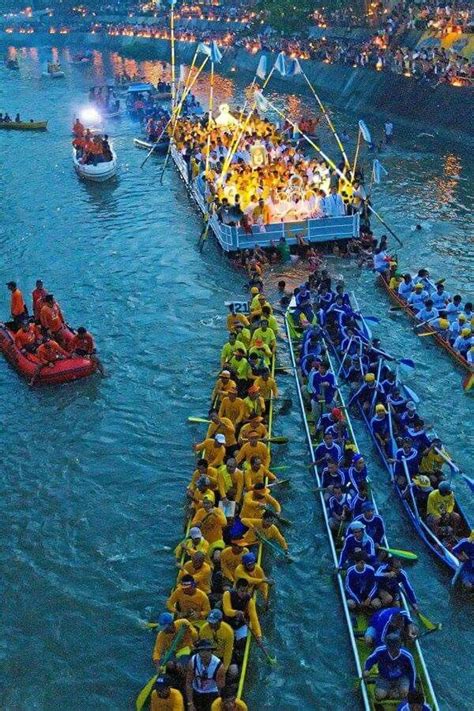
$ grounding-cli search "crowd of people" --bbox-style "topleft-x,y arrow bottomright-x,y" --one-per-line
286,268 -> 473,594
373,258 -> 474,365
72,119 -> 114,164
146,292 -> 287,711
173,113 -> 362,232
5,280 -> 99,384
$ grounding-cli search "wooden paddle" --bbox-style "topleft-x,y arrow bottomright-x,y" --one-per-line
378,546 -> 418,561
247,625 -> 277,665
255,529 -> 292,561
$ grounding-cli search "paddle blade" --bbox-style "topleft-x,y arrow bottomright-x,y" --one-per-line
379,546 -> 418,561
187,417 -> 210,423
463,372 -> 474,392
136,675 -> 157,711
363,316 -> 380,324
402,383 -> 420,404
416,610 -> 440,633
269,436 -> 289,444
399,358 -> 415,370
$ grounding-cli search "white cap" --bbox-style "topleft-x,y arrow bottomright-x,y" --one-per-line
189,527 -> 202,538
215,434 -> 226,444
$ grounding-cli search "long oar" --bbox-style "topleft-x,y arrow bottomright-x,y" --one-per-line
266,435 -> 289,445
188,416 -> 211,424
263,507 -> 291,526
255,529 -> 292,561
136,624 -> 187,710
377,546 -> 418,561
354,674 -> 378,690
415,609 -> 441,633
418,331 -> 438,338
267,479 -> 290,489
247,625 -> 277,665
461,474 -> 474,493
367,203 -> 404,247
337,336 -> 353,378
451,561 -> 465,587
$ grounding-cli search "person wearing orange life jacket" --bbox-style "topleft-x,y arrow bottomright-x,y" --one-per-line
7,281 -> 28,327
30,336 -> 69,386
14,320 -> 41,354
193,434 -> 227,468
40,294 -> 65,340
70,326 -> 104,375
32,279 -> 47,322
236,430 -> 270,468
72,117 -> 85,138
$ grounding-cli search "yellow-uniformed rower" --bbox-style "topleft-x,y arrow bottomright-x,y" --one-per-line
240,483 -> 281,519
242,384 -> 266,420
178,552 -> 212,594
211,687 -> 248,710
152,613 -> 198,669
251,318 -> 276,353
218,387 -> 246,427
220,332 -> 247,366
212,370 -> 237,402
191,497 -> 227,544
216,458 -> 244,505
254,367 -> 278,401
174,526 -> 210,561
238,415 -> 267,444
199,608 -> 235,674
222,578 -> 262,643
242,510 -> 288,551
234,551 -> 273,604
150,674 -> 185,711
236,430 -> 270,468
243,456 -> 277,490
166,574 -> 211,620
220,538 -> 249,583
194,434 -> 227,468
206,411 -> 237,450
188,459 -> 218,495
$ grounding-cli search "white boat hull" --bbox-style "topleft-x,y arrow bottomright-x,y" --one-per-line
42,71 -> 65,79
72,148 -> 117,182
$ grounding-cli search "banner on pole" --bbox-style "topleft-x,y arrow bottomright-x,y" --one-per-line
211,41 -> 223,64
255,91 -> 270,113
274,52 -> 287,76
287,58 -> 302,76
372,159 -> 388,184
197,43 -> 212,58
358,120 -> 372,144
256,55 -> 267,80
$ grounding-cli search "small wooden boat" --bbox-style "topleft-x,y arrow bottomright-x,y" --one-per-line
69,52 -> 92,65
133,136 -> 169,154
72,145 -> 117,182
6,59 -> 19,70
285,300 -> 440,711
379,273 -> 472,374
0,324 -> 97,385
0,120 -> 48,131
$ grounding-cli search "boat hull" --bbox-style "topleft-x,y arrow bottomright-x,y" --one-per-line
379,274 -> 472,374
42,71 -> 65,79
133,137 -> 169,154
73,148 -> 117,182
0,325 -> 96,385
0,121 -> 48,131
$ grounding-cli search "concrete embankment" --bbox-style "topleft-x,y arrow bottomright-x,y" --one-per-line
2,31 -> 473,145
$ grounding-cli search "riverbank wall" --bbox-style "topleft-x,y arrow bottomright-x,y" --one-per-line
3,31 -> 473,145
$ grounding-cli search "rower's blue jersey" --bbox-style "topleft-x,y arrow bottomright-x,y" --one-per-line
397,702 -> 431,711
347,463 -> 368,493
339,532 -> 376,567
394,447 -> 419,476
349,493 -> 370,517
370,414 -> 390,437
364,645 -> 417,690
328,493 -> 350,518
375,563 -> 417,605
314,441 -> 341,464
321,466 -> 347,489
452,538 -> 474,572
354,512 -> 385,545
308,370 -> 336,399
368,607 -> 412,646
345,563 -> 377,603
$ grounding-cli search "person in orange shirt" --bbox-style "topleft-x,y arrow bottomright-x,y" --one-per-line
72,117 -> 85,138
151,675 -> 184,711
40,294 -> 65,339
70,327 -> 95,356
30,337 -> 69,385
32,279 -> 47,322
14,320 -> 41,353
234,552 -> 273,605
7,281 -> 27,326
218,388 -> 246,429
188,459 -> 218,495
152,614 -> 198,669
220,539 -> 249,583
243,456 -> 277,490
238,415 -> 267,444
211,370 -> 237,404
240,483 -> 281,519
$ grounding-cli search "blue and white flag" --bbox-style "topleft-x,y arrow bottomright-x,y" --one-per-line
287,58 -> 302,77
255,91 -> 270,113
197,43 -> 212,58
211,40 -> 223,64
372,159 -> 388,184
256,55 -> 267,80
358,119 -> 372,144
274,52 -> 287,77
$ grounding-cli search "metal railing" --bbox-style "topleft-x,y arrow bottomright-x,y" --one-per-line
171,147 -> 359,252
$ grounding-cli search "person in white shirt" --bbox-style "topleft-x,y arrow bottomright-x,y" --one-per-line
407,284 -> 428,312
384,121 -> 394,143
373,248 -> 389,274
315,189 -> 327,217
398,274 -> 413,299
446,295 -> 462,323
325,186 -> 346,217
417,300 -> 439,323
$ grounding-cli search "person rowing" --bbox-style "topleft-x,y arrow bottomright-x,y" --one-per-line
29,336 -> 70,385
243,456 -> 276,490
178,552 -> 212,594
375,557 -> 418,609
14,319 -> 41,354
222,577 -> 262,649
175,526 -> 210,562
220,332 -> 246,367
191,497 -> 227,547
452,530 -> 474,590
308,360 -> 337,415
370,403 -> 392,454
426,481 -> 461,540
363,633 -> 417,701
240,483 -> 281,520
194,435 -> 227,468
211,687 -> 248,711
313,430 -> 342,467
327,482 -> 350,533
354,500 -> 386,547
70,326 -> 104,374
348,372 -> 384,412
407,283 -> 429,313
364,607 -> 418,648
234,551 -> 273,608
152,612 -> 198,671
396,689 -> 433,711
150,674 -> 185,711
206,411 -> 237,454
216,458 -> 244,507
166,574 -> 211,621
235,430 -> 270,469
345,551 -> 381,612
199,608 -> 236,681
338,520 -> 376,569
218,387 -> 245,429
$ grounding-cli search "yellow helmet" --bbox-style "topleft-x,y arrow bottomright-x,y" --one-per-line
364,373 -> 375,383
461,328 -> 471,337
438,319 -> 449,329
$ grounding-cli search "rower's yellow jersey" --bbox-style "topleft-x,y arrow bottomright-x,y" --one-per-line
199,620 -> 235,670
151,688 -> 184,711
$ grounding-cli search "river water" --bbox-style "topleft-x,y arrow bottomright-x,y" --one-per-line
0,45 -> 472,711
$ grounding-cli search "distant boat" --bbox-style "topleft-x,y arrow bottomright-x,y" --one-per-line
73,142 -> 117,182
42,63 -> 65,79
0,120 -> 48,131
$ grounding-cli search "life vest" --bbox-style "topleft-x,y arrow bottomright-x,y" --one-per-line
191,654 -> 222,694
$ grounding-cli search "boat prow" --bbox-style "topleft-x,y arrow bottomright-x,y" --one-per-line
133,137 -> 169,154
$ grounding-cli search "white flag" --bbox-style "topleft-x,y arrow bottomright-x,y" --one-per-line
372,159 -> 388,184
197,43 -> 212,58
256,55 -> 267,80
